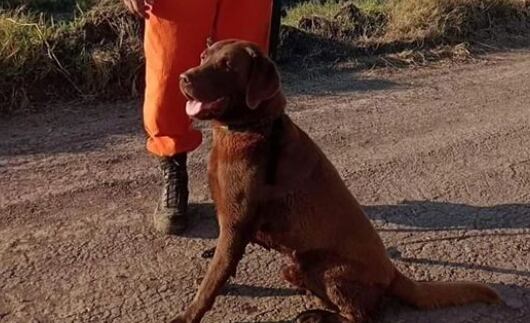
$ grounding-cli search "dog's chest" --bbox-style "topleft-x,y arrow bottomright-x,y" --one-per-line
253,226 -> 292,254
251,195 -> 298,254
208,131 -> 265,187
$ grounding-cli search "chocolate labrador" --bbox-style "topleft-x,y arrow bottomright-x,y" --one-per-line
172,40 -> 501,323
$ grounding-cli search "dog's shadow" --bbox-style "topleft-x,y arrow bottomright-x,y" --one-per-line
182,202 -> 219,240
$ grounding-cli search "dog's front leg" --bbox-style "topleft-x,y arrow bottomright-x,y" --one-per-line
170,222 -> 250,323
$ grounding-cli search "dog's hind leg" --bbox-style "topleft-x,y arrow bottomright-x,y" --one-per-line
323,274 -> 384,323
281,263 -> 306,290
289,251 -> 384,322
293,270 -> 383,323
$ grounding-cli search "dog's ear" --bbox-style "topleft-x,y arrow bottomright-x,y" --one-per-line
245,47 -> 280,109
206,36 -> 214,48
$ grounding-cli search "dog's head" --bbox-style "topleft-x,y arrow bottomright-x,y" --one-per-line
180,40 -> 282,122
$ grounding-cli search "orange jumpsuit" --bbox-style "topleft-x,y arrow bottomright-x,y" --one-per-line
143,0 -> 273,156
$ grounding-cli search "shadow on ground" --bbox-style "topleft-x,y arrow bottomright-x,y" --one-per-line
365,200 -> 530,231
232,284 -> 529,323
186,200 -> 530,238
390,250 -> 530,278
183,203 -> 218,240
0,102 -> 144,157
185,200 -> 530,284
368,200 -> 530,278
0,72 -> 400,157
222,283 -> 301,298
375,283 -> 529,323
233,283 -> 530,323
282,72 -> 400,97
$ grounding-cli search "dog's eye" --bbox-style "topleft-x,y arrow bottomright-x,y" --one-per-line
200,52 -> 208,63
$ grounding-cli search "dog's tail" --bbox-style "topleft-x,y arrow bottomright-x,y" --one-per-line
388,269 -> 502,309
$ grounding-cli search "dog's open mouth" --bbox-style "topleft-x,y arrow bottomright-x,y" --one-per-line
186,98 -> 227,118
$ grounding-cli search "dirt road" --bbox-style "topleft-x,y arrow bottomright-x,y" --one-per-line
1,51 -> 530,323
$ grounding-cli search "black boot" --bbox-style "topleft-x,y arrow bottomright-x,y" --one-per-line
153,153 -> 189,234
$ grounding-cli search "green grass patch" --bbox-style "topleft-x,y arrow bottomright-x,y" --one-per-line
284,0 -> 387,26
386,0 -> 530,42
284,1 -> 345,26
283,0 -> 529,54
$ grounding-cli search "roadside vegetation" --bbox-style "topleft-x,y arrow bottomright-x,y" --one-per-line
1,0 -> 529,114
1,0 -> 142,114
280,0 -> 530,65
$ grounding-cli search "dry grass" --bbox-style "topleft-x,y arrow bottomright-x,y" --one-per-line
287,0 -> 529,41
386,0 -> 529,42
284,0 -> 386,26
1,0 -> 530,114
0,0 -> 142,114
280,0 -> 530,68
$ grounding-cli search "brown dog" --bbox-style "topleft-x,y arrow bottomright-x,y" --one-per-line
172,40 -> 501,323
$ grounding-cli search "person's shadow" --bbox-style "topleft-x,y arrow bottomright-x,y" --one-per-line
187,199 -> 530,239
365,200 -> 530,231
183,202 -> 219,240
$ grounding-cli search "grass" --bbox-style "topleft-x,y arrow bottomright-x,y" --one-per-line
284,0 -> 387,26
2,0 -> 94,13
0,0 -> 143,114
285,0 -> 529,41
280,0 -> 529,66
386,0 -> 529,42
1,0 -> 529,114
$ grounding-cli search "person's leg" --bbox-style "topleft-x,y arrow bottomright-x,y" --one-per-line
269,0 -> 282,60
144,0 -> 216,234
215,0 -> 273,53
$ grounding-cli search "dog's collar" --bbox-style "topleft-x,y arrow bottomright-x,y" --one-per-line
217,114 -> 284,133
215,114 -> 285,186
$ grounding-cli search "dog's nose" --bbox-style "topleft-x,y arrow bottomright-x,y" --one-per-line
179,73 -> 191,84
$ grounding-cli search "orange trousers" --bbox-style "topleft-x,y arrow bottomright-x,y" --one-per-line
143,0 -> 273,156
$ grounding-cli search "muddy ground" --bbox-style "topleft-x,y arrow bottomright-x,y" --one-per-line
1,51 -> 530,322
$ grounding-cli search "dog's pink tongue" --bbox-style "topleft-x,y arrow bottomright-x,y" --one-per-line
186,100 -> 204,117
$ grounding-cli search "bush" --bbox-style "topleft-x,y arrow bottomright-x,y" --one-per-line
280,0 -> 529,65
286,0 -> 529,42
387,0 -> 530,42
0,0 -> 143,114
2,0 -> 94,14
284,0 -> 386,27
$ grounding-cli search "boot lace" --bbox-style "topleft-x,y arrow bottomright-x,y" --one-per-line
161,158 -> 188,210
